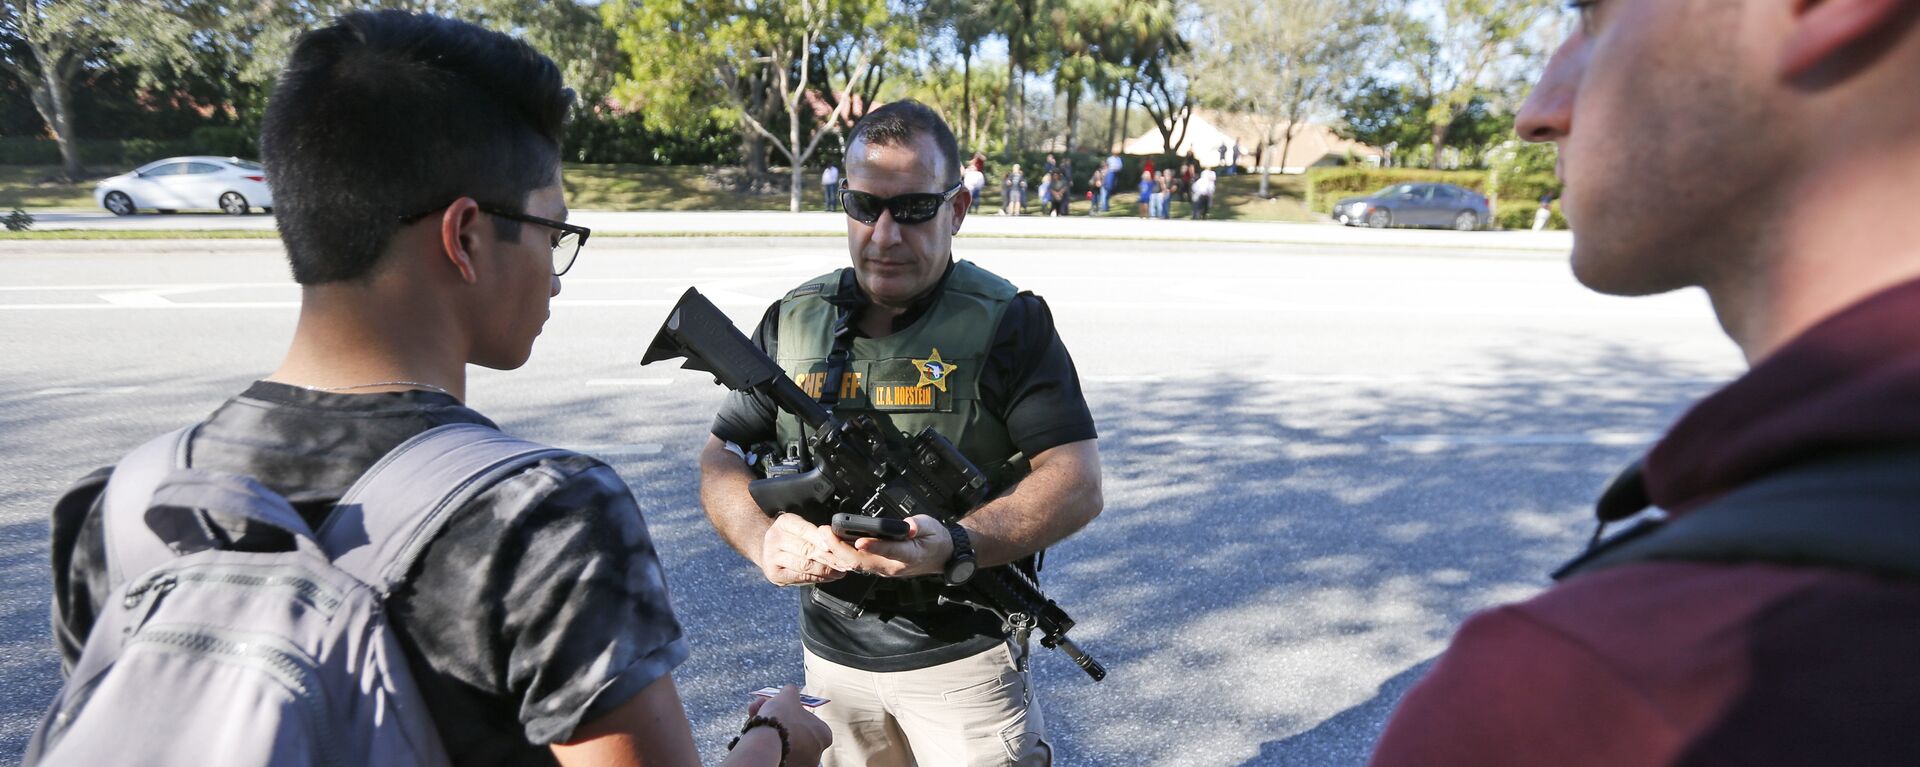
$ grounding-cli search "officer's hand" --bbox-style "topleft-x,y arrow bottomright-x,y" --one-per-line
743,685 -> 832,767
811,514 -> 953,579
759,513 -> 846,586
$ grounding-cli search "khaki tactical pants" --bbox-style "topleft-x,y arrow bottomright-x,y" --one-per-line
804,640 -> 1050,767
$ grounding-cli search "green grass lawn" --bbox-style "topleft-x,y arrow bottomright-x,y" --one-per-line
2,162 -> 1324,223
0,166 -> 98,211
562,164 -> 809,211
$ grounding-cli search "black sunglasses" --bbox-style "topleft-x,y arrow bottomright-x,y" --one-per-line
398,202 -> 591,277
839,181 -> 965,226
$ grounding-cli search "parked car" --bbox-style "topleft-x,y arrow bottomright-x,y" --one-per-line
93,157 -> 273,216
1332,183 -> 1490,231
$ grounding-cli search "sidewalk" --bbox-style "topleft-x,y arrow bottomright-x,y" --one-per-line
25,209 -> 1575,252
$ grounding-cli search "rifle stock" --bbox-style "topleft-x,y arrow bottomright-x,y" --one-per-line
642,288 -> 830,427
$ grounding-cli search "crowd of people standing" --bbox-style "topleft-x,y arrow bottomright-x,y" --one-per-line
822,149 -> 1224,220
817,148 -> 1221,221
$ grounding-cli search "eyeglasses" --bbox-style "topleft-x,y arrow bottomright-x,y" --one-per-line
398,203 -> 590,277
839,181 -> 965,226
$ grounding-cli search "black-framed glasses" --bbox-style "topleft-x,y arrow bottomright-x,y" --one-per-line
398,203 -> 590,277
839,181 -> 965,226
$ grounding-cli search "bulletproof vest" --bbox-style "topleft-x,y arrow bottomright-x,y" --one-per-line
774,261 -> 1023,482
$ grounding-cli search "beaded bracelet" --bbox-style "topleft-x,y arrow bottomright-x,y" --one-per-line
727,715 -> 790,765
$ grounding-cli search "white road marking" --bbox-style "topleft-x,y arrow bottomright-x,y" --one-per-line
1062,301 -> 1706,319
0,301 -> 302,310
30,386 -> 144,396
1382,432 -> 1658,449
0,282 -> 287,292
1169,434 -> 1284,448
585,379 -> 673,387
1087,373 -> 1730,386
0,277 -> 724,292
98,291 -> 177,307
0,297 -> 1705,319
1254,373 -> 1730,386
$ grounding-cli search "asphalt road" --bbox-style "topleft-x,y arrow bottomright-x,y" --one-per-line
0,234 -> 1741,765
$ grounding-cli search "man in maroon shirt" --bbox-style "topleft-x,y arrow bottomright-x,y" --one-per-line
1371,2 -> 1920,765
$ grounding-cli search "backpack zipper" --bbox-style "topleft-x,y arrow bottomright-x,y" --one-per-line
124,566 -> 344,615
129,626 -> 342,767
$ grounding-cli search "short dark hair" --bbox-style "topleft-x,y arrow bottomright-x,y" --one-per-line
260,11 -> 573,284
845,100 -> 961,188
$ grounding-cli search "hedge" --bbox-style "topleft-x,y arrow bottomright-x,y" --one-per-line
1495,200 -> 1568,231
0,136 -> 219,168
1497,173 -> 1560,208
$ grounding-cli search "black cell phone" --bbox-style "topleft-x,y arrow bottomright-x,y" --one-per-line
831,513 -> 912,541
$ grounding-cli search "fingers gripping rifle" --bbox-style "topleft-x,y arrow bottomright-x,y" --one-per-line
643,288 -> 1106,681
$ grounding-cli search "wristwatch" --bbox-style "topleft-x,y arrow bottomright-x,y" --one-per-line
942,522 -> 978,586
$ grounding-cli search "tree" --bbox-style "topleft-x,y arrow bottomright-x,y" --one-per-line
921,0 -> 996,148
608,0 -> 896,210
1333,78 -> 1431,160
993,0 -> 1047,159
477,0 -> 627,105
1190,0 -> 1380,196
1010,0 -> 1182,155
1394,0 -> 1557,166
0,0 -> 201,179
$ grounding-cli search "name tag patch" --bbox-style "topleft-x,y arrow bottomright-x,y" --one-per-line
872,385 -> 935,408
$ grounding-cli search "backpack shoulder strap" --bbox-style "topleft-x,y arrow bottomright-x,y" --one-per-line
317,423 -> 570,594
100,426 -> 197,590
1557,447 -> 1920,581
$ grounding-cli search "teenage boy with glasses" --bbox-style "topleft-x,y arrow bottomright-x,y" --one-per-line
699,99 -> 1104,767
46,11 -> 828,767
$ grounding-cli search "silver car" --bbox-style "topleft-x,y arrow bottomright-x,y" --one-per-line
94,157 -> 274,216
1333,183 -> 1491,231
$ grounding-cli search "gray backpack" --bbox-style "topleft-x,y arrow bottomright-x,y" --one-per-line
28,423 -> 567,767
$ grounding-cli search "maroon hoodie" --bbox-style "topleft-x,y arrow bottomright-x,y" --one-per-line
1370,277 -> 1920,766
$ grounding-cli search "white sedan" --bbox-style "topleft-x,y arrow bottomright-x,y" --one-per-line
93,156 -> 274,216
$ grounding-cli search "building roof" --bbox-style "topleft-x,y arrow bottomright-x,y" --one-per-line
1121,109 -> 1383,168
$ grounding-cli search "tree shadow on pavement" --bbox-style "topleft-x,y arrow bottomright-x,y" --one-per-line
0,338 -> 1732,766
1234,660 -> 1437,767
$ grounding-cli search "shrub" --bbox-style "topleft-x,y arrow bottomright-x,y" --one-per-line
1304,167 -> 1490,213
117,138 -> 194,166
1493,172 -> 1561,208
4,208 -> 33,231
189,125 -> 257,158
564,110 -> 735,166
1495,200 -> 1568,231
0,137 -> 63,165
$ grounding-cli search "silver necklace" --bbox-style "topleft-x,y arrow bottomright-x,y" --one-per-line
303,380 -> 453,396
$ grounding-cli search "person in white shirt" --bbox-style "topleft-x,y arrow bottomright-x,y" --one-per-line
821,165 -> 840,212
962,164 -> 986,214
1191,169 -> 1217,220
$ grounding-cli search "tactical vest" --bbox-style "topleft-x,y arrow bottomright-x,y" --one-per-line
774,261 -> 1025,482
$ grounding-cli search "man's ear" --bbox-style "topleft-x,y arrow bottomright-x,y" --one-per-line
439,197 -> 483,284
950,187 -> 970,234
1780,0 -> 1912,78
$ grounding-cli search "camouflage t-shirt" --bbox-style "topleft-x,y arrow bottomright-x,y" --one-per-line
51,382 -> 689,766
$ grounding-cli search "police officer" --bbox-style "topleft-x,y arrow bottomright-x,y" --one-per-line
699,100 -> 1103,767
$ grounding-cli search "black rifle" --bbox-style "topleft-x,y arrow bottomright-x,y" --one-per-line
643,287 -> 1106,681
